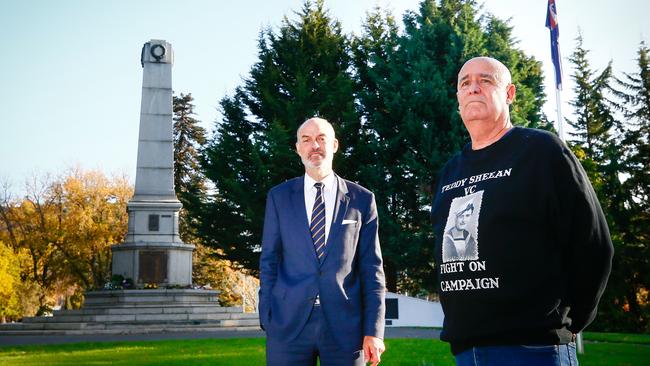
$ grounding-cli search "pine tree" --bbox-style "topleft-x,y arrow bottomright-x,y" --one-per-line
172,93 -> 256,308
566,34 -> 617,162
351,7 -> 403,292
615,42 -> 650,219
563,35 -> 650,332
352,0 -> 547,293
200,90 -> 266,268
606,42 -> 650,332
172,93 -> 207,244
198,0 -> 548,295
199,0 -> 360,271
565,35 -> 625,239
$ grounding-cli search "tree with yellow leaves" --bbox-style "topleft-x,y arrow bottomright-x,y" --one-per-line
0,169 -> 132,317
0,240 -> 21,322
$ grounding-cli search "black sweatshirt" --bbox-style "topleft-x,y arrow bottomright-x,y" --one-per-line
430,127 -> 613,355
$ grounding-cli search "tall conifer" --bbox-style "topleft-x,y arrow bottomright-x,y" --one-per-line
172,93 -> 207,243
607,42 -> 650,332
353,0 -> 547,293
199,0 -> 359,270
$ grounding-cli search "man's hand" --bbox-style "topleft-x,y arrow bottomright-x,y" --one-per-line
363,336 -> 385,366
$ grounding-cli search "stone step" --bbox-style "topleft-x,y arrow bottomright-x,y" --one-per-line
72,304 -> 239,311
100,318 -> 260,329
0,325 -> 262,336
44,306 -> 245,318
23,312 -> 258,323
0,322 -> 87,331
83,289 -> 221,308
81,302 -> 230,307
1,318 -> 260,332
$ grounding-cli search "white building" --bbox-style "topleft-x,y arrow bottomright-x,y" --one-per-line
385,292 -> 444,327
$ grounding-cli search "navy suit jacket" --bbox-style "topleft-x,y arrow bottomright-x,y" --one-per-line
259,175 -> 385,351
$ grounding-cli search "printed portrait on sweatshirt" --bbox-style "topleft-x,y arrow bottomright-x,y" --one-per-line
442,191 -> 483,262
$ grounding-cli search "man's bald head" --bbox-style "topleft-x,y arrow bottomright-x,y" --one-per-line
296,117 -> 336,142
455,56 -> 517,149
458,57 -> 512,89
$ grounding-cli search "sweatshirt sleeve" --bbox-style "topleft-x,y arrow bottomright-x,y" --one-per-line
550,139 -> 614,333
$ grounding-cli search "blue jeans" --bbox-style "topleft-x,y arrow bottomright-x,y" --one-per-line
455,343 -> 579,366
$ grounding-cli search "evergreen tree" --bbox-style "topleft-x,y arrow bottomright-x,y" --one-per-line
565,35 -> 624,252
566,34 -> 617,162
351,7 -> 405,292
352,0 -> 547,293
615,42 -> 650,219
199,0 -> 359,271
198,0 -> 548,295
564,35 -> 650,332
172,93 -> 207,243
607,42 -> 650,332
173,93 -> 259,308
200,90 -> 265,268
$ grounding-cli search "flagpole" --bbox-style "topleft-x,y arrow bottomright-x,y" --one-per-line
555,87 -> 564,141
547,0 -> 565,142
547,0 -> 583,355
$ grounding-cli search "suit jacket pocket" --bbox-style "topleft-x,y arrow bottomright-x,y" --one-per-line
340,217 -> 361,249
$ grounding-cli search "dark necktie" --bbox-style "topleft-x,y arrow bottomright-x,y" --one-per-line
310,182 -> 326,261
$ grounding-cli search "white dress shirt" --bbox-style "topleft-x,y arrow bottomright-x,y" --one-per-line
304,173 -> 337,244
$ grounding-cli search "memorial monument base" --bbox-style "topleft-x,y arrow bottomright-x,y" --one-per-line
0,289 -> 260,335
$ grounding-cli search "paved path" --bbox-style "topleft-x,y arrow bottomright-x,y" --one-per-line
0,327 -> 440,347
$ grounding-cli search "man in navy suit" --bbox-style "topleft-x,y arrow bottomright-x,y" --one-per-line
259,117 -> 386,366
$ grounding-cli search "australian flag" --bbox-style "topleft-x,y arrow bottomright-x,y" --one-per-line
546,0 -> 562,90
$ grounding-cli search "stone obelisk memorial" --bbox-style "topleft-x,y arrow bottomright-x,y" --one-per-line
111,39 -> 194,285
0,40 -> 259,335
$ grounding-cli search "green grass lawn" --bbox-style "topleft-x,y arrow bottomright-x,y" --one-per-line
0,333 -> 648,365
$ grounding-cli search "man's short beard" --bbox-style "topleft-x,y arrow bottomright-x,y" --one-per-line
301,156 -> 330,171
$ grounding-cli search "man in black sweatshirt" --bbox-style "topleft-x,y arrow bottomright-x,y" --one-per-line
430,56 -> 613,366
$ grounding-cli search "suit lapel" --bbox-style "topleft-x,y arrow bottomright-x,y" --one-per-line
319,175 -> 349,266
291,176 -> 319,264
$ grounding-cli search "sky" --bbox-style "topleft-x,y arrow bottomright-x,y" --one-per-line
1,0 -> 649,193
